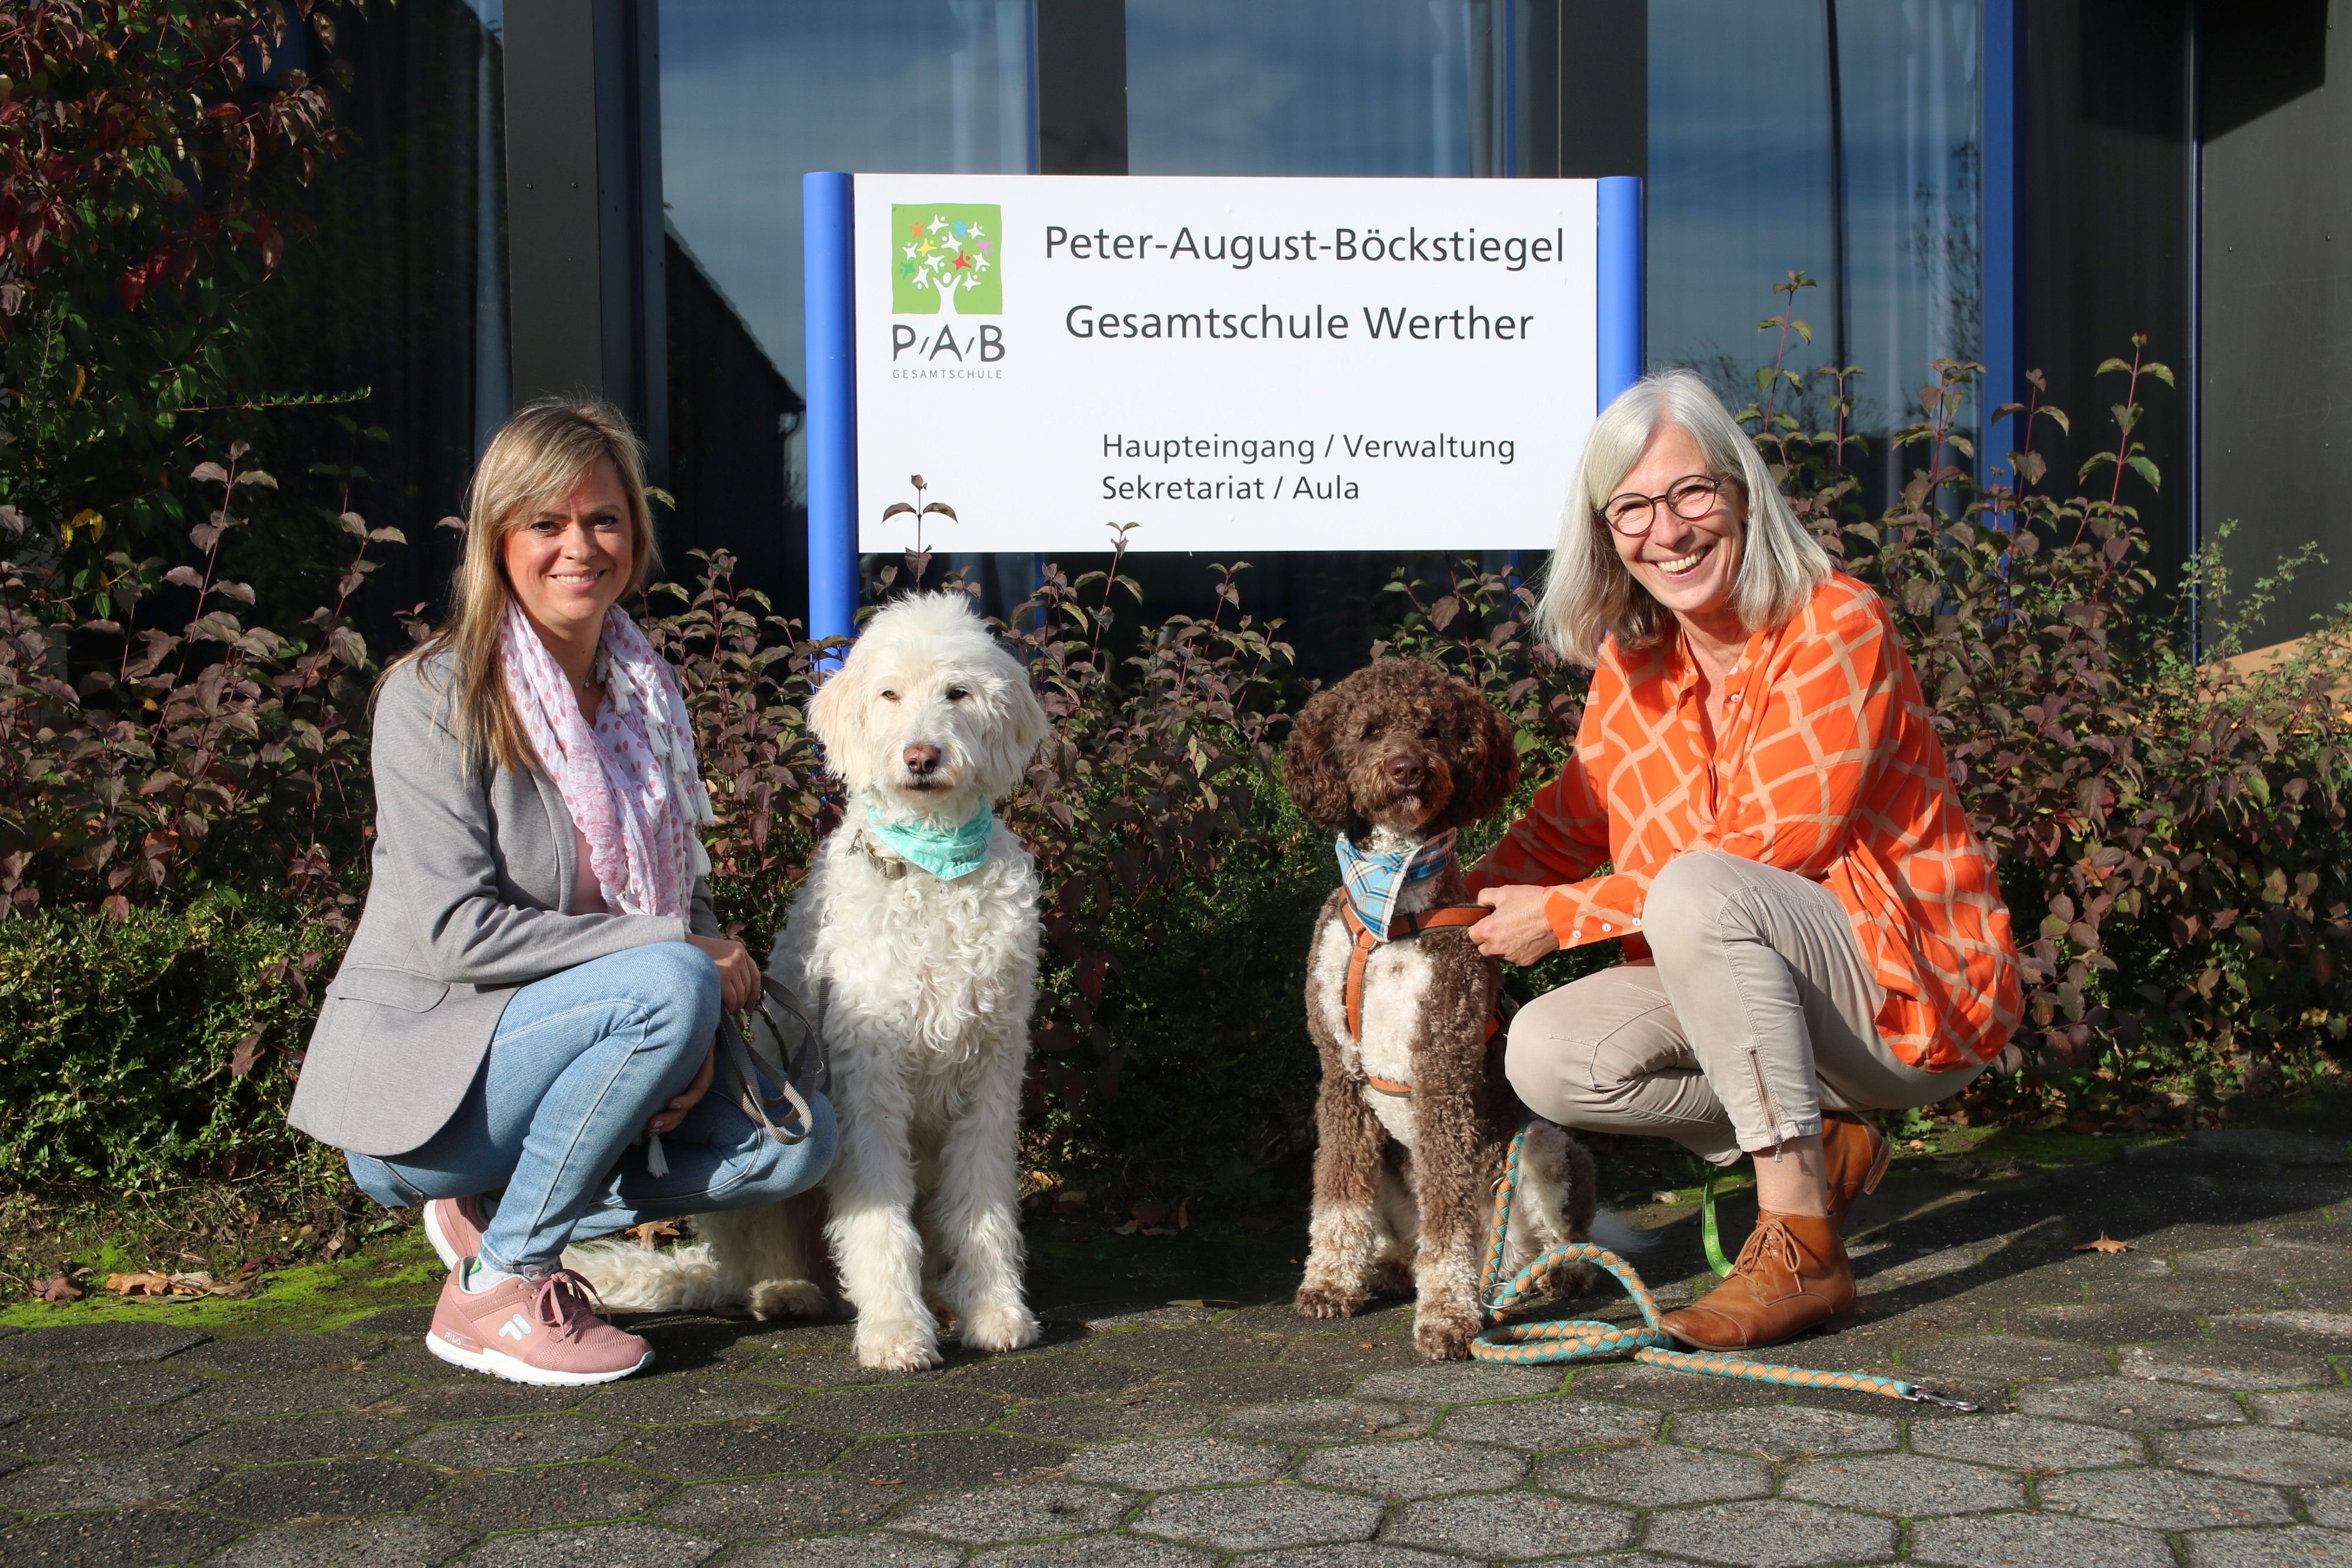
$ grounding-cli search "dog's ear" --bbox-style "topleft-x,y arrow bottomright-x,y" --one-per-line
807,655 -> 871,792
1444,681 -> 1522,827
1283,684 -> 1360,837
975,647 -> 1051,799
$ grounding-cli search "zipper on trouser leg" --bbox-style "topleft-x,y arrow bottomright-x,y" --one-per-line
1745,1046 -> 1788,1161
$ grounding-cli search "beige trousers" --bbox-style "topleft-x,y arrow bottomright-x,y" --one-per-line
1505,851 -> 1983,1166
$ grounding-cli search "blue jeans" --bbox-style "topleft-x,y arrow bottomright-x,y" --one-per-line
345,942 -> 837,1273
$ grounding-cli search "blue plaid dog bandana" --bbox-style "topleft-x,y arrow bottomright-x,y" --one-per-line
1335,828 -> 1461,941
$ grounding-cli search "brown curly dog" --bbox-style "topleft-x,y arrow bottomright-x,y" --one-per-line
1285,658 -> 1598,1360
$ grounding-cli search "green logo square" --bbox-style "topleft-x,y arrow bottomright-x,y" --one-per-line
889,203 -> 1002,315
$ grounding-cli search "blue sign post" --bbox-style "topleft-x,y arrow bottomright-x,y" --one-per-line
1597,175 -> 1645,411
803,171 -> 860,649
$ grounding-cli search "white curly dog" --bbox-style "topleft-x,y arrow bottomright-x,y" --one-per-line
574,591 -> 1050,1371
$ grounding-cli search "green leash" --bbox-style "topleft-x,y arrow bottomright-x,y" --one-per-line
1469,1122 -> 1976,1408
1700,1169 -> 1736,1278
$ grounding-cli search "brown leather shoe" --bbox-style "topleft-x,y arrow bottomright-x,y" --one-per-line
1658,1211 -> 1856,1351
1821,1111 -> 1891,1226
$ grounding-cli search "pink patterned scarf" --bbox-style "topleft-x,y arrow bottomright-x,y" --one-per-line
500,602 -> 714,917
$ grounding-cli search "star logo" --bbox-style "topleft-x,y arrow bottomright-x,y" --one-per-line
888,203 -> 1003,315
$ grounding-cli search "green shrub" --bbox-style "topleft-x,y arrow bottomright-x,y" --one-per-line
0,901 -> 347,1191
1024,778 -> 1328,1205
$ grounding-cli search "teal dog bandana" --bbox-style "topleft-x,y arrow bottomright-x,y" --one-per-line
1335,828 -> 1460,940
864,802 -> 995,880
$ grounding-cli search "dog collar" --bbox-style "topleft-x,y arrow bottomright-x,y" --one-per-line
861,802 -> 994,881
1335,828 -> 1458,942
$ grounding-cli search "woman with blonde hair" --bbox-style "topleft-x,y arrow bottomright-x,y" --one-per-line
291,398 -> 835,1385
1466,370 -> 2021,1350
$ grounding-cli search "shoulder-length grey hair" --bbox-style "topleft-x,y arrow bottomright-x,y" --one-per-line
1536,368 -> 1831,667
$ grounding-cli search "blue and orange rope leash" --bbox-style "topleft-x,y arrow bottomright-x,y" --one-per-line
1468,1122 -> 1978,1408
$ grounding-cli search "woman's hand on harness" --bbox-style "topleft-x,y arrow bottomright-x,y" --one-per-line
1470,884 -> 1562,965
648,1044 -> 716,1136
688,933 -> 760,1012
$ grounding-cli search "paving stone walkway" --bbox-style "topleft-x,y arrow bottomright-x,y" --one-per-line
12,1128 -> 2352,1567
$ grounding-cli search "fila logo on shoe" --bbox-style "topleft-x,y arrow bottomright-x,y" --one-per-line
498,1312 -> 533,1341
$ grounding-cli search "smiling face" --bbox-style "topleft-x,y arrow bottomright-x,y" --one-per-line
500,456 -> 632,645
1605,422 -> 1745,632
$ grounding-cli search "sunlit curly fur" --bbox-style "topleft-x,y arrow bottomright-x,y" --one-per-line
1285,659 -> 1598,1359
571,593 -> 1051,1370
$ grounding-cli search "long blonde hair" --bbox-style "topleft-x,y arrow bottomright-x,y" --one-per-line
1537,369 -> 1831,666
387,398 -> 660,770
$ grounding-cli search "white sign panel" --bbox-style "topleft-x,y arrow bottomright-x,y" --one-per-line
850,174 -> 1599,554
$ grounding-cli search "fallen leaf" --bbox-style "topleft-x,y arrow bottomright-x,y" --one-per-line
1651,1190 -> 1681,1204
105,1272 -> 174,1296
1174,1197 -> 1198,1230
1112,1221 -> 1140,1236
2075,1233 -> 2135,1254
32,1275 -> 81,1304
628,1220 -> 682,1249
874,1479 -> 904,1487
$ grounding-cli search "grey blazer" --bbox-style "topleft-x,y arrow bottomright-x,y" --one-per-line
289,653 -> 718,1157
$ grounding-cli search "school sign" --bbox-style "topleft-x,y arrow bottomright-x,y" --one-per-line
802,172 -> 1642,633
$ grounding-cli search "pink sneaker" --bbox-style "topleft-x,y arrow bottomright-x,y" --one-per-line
425,1266 -> 653,1386
422,1195 -> 491,1272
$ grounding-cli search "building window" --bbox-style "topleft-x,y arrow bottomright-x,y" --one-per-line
659,0 -> 1037,606
1649,0 -> 1984,502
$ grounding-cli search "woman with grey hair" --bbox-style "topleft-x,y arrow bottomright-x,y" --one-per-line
1464,370 -> 2021,1350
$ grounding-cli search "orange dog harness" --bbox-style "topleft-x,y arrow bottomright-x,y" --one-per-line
1337,901 -> 1506,1098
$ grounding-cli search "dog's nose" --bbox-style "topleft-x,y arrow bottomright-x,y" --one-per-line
903,743 -> 942,776
1388,755 -> 1426,788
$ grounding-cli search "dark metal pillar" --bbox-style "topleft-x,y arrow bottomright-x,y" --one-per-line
1036,0 -> 1127,174
502,0 -> 668,484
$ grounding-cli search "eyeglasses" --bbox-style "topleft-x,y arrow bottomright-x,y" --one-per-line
1601,475 -> 1731,536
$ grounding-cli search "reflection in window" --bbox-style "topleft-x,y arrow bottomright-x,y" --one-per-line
1837,0 -> 1981,465
661,0 -> 1034,398
1649,0 -> 1982,492
1128,0 -> 1526,177
660,1 -> 1035,606
1646,1 -> 1838,410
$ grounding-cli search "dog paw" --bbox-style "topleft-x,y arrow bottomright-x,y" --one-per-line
1371,1259 -> 1416,1299
747,1278 -> 828,1321
1413,1304 -> 1481,1361
959,1300 -> 1042,1354
1295,1282 -> 1373,1319
855,1328 -> 946,1372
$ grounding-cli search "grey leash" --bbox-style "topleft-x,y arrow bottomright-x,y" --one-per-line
725,973 -> 832,1145
645,974 -> 831,1176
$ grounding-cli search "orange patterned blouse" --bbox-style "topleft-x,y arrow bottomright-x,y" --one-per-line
1467,571 -> 2021,1072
